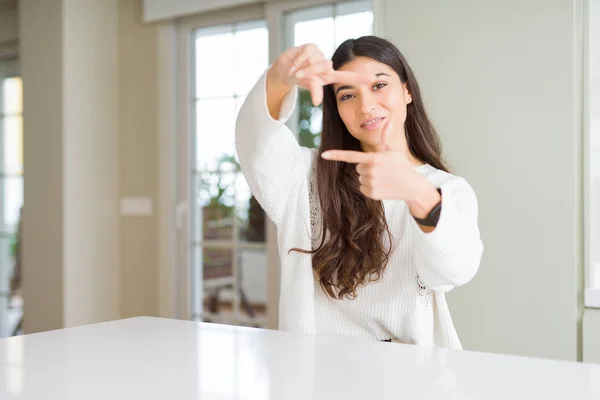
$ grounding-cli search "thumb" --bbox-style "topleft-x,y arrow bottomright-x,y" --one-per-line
380,120 -> 394,152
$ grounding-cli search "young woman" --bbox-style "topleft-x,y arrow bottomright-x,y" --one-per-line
235,36 -> 483,350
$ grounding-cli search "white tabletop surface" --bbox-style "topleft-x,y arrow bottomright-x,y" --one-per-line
0,317 -> 598,399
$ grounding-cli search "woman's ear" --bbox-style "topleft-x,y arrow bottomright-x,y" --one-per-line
403,84 -> 412,104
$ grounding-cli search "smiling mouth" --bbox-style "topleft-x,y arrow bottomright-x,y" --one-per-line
361,117 -> 385,128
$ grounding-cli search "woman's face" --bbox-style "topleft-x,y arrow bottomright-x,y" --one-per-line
333,57 -> 412,153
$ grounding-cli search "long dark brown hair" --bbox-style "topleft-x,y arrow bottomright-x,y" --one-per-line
292,36 -> 449,300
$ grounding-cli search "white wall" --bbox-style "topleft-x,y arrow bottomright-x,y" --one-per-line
118,0 -> 160,319
62,0 -> 120,327
17,0 -> 163,334
584,0 -> 600,363
588,0 -> 600,293
21,0 -> 121,332
383,0 -> 582,361
20,0 -> 66,332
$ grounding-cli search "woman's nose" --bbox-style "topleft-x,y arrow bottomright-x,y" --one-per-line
359,94 -> 377,114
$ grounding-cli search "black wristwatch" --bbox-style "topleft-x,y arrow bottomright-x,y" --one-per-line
412,188 -> 442,227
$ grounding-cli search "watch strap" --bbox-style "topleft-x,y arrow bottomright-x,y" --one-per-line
413,188 -> 442,227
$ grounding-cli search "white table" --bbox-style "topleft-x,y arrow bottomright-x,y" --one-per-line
0,317 -> 598,399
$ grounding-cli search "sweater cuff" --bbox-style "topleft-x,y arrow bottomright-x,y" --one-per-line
263,66 -> 298,124
410,182 -> 482,288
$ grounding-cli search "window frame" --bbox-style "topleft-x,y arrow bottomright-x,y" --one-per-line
175,2 -> 267,325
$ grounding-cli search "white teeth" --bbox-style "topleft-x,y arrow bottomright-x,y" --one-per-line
365,118 -> 380,126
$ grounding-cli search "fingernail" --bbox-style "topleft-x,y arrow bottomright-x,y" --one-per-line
321,151 -> 331,159
295,70 -> 304,78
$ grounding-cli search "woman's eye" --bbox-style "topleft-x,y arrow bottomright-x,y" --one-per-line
374,82 -> 387,90
340,93 -> 354,101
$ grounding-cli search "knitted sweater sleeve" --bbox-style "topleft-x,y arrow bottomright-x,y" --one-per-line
235,69 -> 304,226
410,176 -> 484,292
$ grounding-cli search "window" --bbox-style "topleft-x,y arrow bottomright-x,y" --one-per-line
176,0 -> 374,328
0,59 -> 23,337
284,0 -> 373,148
586,0 -> 600,307
190,19 -> 269,326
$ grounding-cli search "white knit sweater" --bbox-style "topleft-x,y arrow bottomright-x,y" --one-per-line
235,70 -> 483,350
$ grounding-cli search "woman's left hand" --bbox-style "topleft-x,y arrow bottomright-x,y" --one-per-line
321,122 -> 441,220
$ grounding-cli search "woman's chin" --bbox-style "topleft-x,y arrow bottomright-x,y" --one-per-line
358,141 -> 382,153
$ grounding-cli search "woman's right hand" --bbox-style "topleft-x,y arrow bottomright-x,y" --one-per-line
269,43 -> 372,106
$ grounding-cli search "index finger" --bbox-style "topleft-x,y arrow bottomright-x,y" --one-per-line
321,150 -> 374,164
290,43 -> 321,73
324,70 -> 373,85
